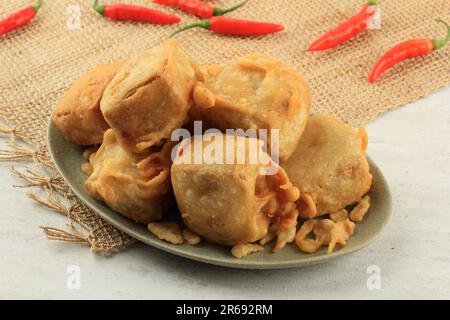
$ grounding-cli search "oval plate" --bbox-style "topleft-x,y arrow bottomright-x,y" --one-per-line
48,121 -> 392,269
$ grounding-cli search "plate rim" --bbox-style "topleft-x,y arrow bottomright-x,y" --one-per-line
47,119 -> 392,269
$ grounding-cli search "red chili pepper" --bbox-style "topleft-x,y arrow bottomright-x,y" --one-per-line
170,16 -> 284,37
308,0 -> 378,51
153,0 -> 248,19
93,0 -> 180,24
368,19 -> 450,84
0,0 -> 42,36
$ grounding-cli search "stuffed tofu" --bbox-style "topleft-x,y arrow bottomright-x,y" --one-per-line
100,39 -> 203,153
171,133 -> 300,251
52,60 -> 125,145
85,129 -> 173,224
282,114 -> 372,218
191,53 -> 312,161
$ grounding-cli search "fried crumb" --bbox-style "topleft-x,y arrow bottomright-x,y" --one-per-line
272,208 -> 298,252
231,243 -> 264,259
148,222 -> 184,245
182,229 -> 201,245
294,219 -> 322,254
327,219 -> 356,253
329,209 -> 349,222
349,196 -> 370,222
81,162 -> 93,176
259,224 -> 277,245
295,217 -> 356,254
297,193 -> 317,218
273,226 -> 296,253
83,147 -> 97,160
313,219 -> 335,244
357,127 -> 368,152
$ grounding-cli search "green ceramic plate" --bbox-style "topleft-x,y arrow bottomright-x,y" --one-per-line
48,121 -> 392,269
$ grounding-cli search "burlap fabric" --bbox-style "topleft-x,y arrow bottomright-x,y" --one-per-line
1,0 -> 449,254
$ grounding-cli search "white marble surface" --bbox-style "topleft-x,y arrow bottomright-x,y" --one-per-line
1,86 -> 449,300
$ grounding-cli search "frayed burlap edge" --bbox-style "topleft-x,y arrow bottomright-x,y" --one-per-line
0,112 -> 136,255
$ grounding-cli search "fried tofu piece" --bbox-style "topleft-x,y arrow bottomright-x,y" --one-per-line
52,60 -> 125,145
100,39 -> 203,153
85,129 -> 173,224
191,53 -> 312,161
282,114 -> 372,218
171,134 -> 299,247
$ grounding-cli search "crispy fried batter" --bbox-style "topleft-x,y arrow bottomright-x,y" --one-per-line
183,229 -> 202,245
295,216 -> 356,254
357,127 -> 369,152
259,223 -> 277,245
295,219 -> 322,254
272,208 -> 298,252
313,219 -> 335,244
231,243 -> 264,259
329,209 -> 349,222
83,147 -> 98,160
349,195 -> 371,222
81,163 -> 93,176
327,219 -> 356,253
148,222 -> 184,245
297,193 -> 317,218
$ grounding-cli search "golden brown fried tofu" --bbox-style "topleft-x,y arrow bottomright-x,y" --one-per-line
85,129 -> 173,224
191,53 -> 312,161
52,60 -> 125,145
171,134 -> 299,247
282,114 -> 372,218
100,39 -> 203,153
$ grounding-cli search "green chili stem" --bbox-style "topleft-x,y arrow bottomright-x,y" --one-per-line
367,0 -> 378,6
93,0 -> 105,16
31,0 -> 43,12
213,0 -> 249,16
432,19 -> 450,49
170,20 -> 210,38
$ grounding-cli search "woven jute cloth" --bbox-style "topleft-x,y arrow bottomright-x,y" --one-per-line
1,0 -> 449,254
